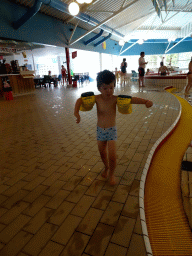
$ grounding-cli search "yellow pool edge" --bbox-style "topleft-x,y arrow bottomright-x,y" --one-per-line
139,87 -> 184,255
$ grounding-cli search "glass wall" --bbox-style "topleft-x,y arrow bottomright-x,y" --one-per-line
5,45 -> 191,78
71,49 -> 100,80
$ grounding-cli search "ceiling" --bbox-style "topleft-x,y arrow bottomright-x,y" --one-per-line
1,0 -> 192,56
12,0 -> 192,43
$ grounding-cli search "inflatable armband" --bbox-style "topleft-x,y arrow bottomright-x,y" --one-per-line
80,92 -> 96,111
117,95 -> 132,114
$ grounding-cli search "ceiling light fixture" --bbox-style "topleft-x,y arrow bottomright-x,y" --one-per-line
168,36 -> 176,42
138,39 -> 144,45
68,2 -> 80,16
76,0 -> 85,4
124,36 -> 130,42
119,40 -> 124,46
84,0 -> 93,3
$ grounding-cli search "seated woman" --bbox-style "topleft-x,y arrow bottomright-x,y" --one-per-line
158,62 -> 169,76
146,69 -> 150,75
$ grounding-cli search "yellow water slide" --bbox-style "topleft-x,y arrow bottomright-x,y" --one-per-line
145,89 -> 192,255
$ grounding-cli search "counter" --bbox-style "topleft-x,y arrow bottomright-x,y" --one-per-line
145,74 -> 187,89
0,71 -> 35,95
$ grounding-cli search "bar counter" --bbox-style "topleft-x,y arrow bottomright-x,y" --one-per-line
0,72 -> 35,95
145,74 -> 187,89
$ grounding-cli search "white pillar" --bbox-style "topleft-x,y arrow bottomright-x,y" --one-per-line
99,53 -> 102,71
57,56 -> 61,75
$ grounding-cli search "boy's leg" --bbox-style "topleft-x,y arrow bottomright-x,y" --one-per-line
97,141 -> 109,178
108,140 -> 117,185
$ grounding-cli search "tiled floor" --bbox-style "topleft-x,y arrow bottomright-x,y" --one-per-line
0,81 -> 185,256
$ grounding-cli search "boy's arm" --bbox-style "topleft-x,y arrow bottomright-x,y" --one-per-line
131,97 -> 153,108
74,98 -> 83,123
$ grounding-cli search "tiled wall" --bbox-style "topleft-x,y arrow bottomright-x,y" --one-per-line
145,78 -> 187,89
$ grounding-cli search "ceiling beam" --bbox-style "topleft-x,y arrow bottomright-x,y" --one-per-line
166,9 -> 192,12
68,21 -> 79,45
151,1 -> 192,32
119,41 -> 138,55
165,30 -> 192,54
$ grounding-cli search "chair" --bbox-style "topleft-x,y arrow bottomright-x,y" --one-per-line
84,72 -> 90,83
43,75 -> 57,87
124,73 -> 132,85
57,74 -> 62,85
131,70 -> 139,83
120,73 -> 131,85
42,75 -> 51,87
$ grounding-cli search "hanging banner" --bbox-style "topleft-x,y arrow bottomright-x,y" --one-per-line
152,0 -> 161,17
22,51 -> 27,58
102,41 -> 106,50
72,51 -> 77,59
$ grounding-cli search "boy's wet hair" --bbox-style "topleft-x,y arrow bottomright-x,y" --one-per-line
140,52 -> 145,56
97,70 -> 116,90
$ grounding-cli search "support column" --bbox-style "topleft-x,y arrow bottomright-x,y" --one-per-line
31,51 -> 36,75
65,47 -> 72,86
99,53 -> 102,72
57,56 -> 61,76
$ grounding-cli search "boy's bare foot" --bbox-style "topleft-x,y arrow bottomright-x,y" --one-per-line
109,175 -> 117,186
101,168 -> 109,179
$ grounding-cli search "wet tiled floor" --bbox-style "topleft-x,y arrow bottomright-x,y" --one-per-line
0,81 -> 187,256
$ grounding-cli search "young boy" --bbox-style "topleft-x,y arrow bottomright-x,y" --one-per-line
74,70 -> 153,185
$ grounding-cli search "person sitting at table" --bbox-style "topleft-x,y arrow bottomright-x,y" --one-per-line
48,70 -> 57,87
158,62 -> 169,76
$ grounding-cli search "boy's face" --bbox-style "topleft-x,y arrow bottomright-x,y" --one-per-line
99,81 -> 115,97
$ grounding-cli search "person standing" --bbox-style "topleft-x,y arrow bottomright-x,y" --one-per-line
138,52 -> 148,87
74,70 -> 153,185
61,65 -> 67,85
120,58 -> 127,85
114,67 -> 120,84
185,57 -> 192,95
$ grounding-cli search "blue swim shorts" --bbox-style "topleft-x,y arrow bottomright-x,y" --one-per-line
97,126 -> 117,141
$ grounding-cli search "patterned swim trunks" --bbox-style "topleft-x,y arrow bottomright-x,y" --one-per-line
97,126 -> 117,141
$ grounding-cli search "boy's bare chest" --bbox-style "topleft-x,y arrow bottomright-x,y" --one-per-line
96,98 -> 116,114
